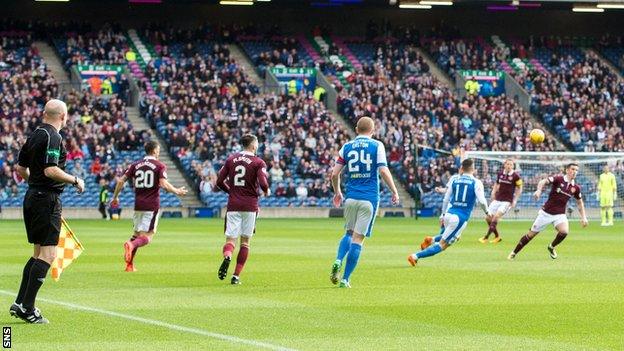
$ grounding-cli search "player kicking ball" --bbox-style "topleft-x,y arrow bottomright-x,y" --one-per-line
111,141 -> 188,272
508,163 -> 588,260
419,172 -> 462,250
409,159 -> 488,265
479,159 -> 523,244
329,117 -> 400,288
215,134 -> 270,285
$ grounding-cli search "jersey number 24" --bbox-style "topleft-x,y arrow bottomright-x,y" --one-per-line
347,150 -> 372,172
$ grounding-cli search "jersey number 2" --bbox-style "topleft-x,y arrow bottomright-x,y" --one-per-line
234,165 -> 246,186
135,170 -> 154,189
347,150 -> 372,172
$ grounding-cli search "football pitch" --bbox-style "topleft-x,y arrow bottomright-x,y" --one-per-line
1,217 -> 623,351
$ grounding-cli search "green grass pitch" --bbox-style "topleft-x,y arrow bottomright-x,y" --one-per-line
1,217 -> 623,350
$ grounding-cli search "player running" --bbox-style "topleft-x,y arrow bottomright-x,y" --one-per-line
408,159 -> 488,265
479,159 -> 523,244
112,141 -> 188,272
598,165 -> 617,226
419,171 -> 462,250
216,134 -> 270,285
508,163 -> 588,260
329,117 -> 400,288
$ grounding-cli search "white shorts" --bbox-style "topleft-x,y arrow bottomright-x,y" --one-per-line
530,209 -> 568,233
440,213 -> 468,245
133,210 -> 161,233
344,198 -> 378,237
225,211 -> 257,238
488,200 -> 512,216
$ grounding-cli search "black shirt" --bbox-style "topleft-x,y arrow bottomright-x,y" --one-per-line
18,123 -> 67,193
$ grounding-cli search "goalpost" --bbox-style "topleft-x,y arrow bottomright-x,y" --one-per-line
465,151 -> 624,220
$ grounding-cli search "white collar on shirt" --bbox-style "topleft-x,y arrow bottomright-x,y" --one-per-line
240,151 -> 254,156
144,156 -> 156,160
563,175 -> 575,186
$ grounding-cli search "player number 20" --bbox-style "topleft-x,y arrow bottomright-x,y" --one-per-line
135,170 -> 154,189
347,150 -> 372,172
234,165 -> 246,186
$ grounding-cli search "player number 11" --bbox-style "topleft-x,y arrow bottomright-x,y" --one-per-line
455,184 -> 468,202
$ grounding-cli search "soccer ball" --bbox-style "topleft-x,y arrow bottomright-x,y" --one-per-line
529,129 -> 545,144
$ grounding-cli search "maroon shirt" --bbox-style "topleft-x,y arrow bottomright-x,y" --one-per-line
216,151 -> 269,212
542,175 -> 582,215
124,157 -> 167,211
495,171 -> 522,202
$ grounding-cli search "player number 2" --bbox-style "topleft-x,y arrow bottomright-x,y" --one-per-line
347,150 -> 372,172
135,170 -> 154,189
234,165 -> 246,186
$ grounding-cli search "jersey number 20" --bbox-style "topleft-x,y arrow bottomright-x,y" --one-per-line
135,170 -> 154,189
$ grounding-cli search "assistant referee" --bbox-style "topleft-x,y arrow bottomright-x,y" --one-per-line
9,99 -> 85,324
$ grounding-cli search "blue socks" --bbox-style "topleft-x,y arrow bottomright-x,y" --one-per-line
335,232 -> 352,262
342,243 -> 362,281
434,234 -> 442,242
416,243 -> 443,259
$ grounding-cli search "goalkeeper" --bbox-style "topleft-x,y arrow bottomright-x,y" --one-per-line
598,165 -> 617,226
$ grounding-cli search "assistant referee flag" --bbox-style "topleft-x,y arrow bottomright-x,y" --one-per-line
51,218 -> 84,281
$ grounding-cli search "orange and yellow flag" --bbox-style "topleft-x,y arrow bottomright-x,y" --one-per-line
51,218 -> 84,281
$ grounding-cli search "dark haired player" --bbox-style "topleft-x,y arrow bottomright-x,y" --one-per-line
216,134 -> 270,285
479,159 -> 523,244
508,163 -> 588,260
111,141 -> 188,271
409,159 -> 488,265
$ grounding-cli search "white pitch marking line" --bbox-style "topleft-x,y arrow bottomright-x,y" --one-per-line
0,290 -> 297,351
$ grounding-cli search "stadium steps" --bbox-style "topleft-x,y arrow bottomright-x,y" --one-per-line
415,48 -> 455,88
586,48 -> 624,81
228,44 -> 264,87
34,41 -> 71,94
126,106 -> 203,208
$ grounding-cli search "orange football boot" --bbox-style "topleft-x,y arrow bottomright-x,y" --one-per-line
420,236 -> 434,250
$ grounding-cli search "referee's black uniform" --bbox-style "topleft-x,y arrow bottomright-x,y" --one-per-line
10,122 -> 68,323
19,123 -> 67,245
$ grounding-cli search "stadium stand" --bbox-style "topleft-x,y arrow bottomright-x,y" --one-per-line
0,30 -> 181,209
138,28 -> 399,208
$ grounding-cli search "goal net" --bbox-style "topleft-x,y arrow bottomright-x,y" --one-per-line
465,151 -> 624,220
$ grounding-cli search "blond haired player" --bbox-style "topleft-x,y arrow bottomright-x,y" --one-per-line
598,165 -> 617,226
479,159 -> 522,243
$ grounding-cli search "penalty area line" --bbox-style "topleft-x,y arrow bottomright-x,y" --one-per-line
0,290 -> 297,351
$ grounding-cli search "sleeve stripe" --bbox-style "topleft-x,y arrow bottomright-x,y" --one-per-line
337,157 -> 345,165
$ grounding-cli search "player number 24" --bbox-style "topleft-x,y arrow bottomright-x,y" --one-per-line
135,170 -> 154,189
347,150 -> 372,172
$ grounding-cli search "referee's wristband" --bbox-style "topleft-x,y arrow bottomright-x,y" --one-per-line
73,176 -> 78,186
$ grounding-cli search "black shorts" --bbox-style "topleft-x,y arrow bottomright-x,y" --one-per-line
23,189 -> 62,246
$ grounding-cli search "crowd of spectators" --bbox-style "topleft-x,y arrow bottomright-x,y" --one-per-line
139,35 -> 351,205
54,25 -> 128,69
337,42 -> 557,198
529,50 -> 624,152
0,30 -> 152,207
